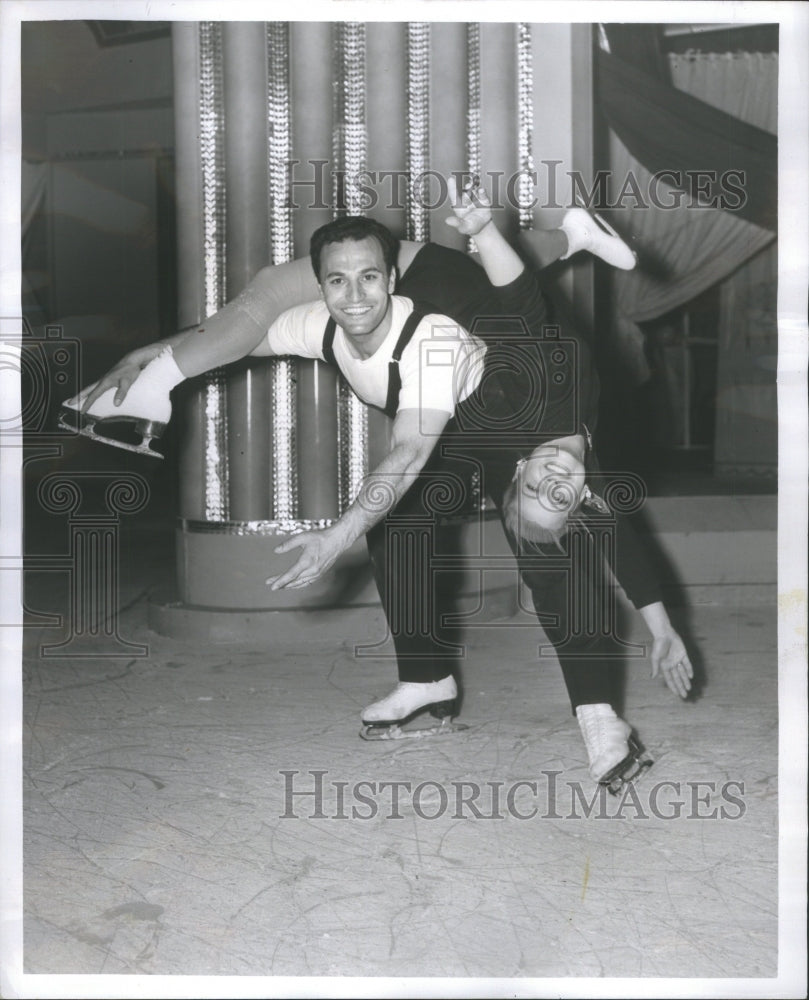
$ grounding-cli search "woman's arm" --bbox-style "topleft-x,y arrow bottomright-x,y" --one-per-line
638,601 -> 694,699
444,180 -> 524,287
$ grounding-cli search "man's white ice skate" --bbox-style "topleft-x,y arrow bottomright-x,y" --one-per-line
59,348 -> 184,459
360,677 -> 467,741
576,703 -> 652,795
560,205 -> 638,270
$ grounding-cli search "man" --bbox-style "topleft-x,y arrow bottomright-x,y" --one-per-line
64,193 -> 692,790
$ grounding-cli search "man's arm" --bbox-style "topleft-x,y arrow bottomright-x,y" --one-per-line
267,406 -> 450,590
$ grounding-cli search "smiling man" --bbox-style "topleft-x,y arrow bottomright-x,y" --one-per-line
315,233 -> 395,346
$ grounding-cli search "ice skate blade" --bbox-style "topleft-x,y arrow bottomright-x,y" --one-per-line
599,739 -> 653,796
59,407 -> 165,459
360,719 -> 469,742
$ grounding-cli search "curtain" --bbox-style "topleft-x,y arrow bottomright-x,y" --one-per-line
597,44 -> 777,232
670,52 -> 778,475
606,50 -> 778,384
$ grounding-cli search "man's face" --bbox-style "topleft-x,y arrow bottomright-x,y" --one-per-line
317,237 -> 396,350
517,441 -> 586,533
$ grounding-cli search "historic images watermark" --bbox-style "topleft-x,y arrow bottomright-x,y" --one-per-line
286,161 -> 749,214
279,770 -> 747,821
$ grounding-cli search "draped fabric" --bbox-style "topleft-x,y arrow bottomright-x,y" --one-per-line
598,28 -> 777,232
602,42 -> 779,477
599,23 -> 670,82
603,47 -> 778,385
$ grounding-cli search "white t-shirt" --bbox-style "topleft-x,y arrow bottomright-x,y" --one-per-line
266,295 -> 487,415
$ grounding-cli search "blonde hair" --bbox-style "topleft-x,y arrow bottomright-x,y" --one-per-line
501,477 -> 569,550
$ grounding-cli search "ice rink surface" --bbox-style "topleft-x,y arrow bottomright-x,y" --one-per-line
19,526 -> 781,984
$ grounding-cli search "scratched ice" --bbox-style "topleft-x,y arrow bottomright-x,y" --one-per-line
22,584 -> 779,977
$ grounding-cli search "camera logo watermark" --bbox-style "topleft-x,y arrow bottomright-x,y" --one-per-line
2,317 -> 151,656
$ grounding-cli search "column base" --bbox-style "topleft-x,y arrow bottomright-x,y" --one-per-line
176,523 -> 377,609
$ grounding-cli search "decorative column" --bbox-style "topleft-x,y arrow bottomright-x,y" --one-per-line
332,22 -> 369,514
405,22 -> 431,243
287,23 -> 341,522
170,20 -> 369,612
224,21 -> 272,521
265,21 -> 299,522
197,21 -> 230,522
465,22 -> 482,255
365,22 -> 407,469
516,23 -> 535,233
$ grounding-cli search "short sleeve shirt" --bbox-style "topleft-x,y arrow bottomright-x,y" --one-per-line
266,295 -> 486,415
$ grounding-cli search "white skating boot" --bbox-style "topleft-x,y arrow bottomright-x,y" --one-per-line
59,347 -> 185,458
360,677 -> 466,741
560,207 -> 637,270
575,703 -> 652,794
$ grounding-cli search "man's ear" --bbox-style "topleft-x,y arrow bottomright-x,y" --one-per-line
387,269 -> 396,294
317,282 -> 324,300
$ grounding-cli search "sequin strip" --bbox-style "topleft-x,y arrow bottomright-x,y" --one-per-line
465,23 -> 482,255
517,23 -> 535,231
406,22 -> 431,242
183,518 -> 333,536
199,21 -> 229,521
266,22 -> 297,520
333,22 -> 368,513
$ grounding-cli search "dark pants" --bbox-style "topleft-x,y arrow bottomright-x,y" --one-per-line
365,400 -> 620,712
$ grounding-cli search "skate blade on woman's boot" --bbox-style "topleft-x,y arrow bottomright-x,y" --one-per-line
599,735 -> 653,795
576,703 -> 653,794
360,678 -> 468,741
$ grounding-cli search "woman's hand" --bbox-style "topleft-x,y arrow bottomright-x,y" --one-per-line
638,601 -> 694,699
445,177 -> 493,237
649,629 -> 694,699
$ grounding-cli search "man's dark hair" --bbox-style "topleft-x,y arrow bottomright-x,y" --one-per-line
309,216 -> 400,280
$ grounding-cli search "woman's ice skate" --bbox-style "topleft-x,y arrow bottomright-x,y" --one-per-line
575,703 -> 652,794
560,205 -> 637,270
59,348 -> 184,458
360,677 -> 467,741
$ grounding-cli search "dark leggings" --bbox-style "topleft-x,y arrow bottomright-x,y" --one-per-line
365,427 -> 621,712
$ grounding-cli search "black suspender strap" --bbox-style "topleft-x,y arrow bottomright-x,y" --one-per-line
383,306 -> 427,418
321,316 -> 338,368
320,303 -> 430,418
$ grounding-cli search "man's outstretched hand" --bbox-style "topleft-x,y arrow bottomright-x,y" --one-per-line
266,525 -> 351,591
